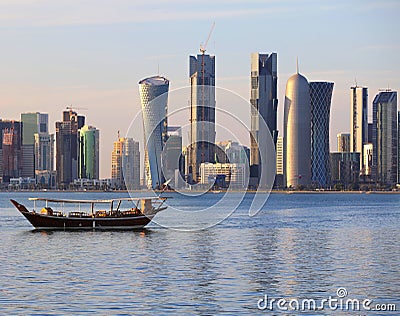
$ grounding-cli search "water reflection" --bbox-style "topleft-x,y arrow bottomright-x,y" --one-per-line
0,192 -> 399,314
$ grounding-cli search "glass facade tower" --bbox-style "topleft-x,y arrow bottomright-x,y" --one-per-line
188,54 -> 216,183
350,86 -> 368,173
372,90 -> 397,184
310,81 -> 334,188
139,76 -> 169,189
250,52 -> 278,187
79,125 -> 99,180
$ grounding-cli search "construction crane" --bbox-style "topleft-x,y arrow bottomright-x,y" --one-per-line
200,22 -> 215,54
66,105 -> 88,111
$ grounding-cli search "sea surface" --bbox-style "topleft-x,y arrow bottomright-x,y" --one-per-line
0,191 -> 399,315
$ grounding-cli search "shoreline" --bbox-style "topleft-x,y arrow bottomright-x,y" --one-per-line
0,189 -> 399,194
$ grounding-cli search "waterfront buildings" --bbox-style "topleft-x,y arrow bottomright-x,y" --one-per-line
79,125 -> 99,180
55,109 -> 85,187
249,52 -> 278,186
275,136 -> 284,187
111,137 -> 140,190
199,162 -> 246,188
163,126 -> 183,184
337,133 -> 350,152
0,120 -> 23,183
139,75 -> 169,189
363,143 -> 373,177
216,140 -> 250,165
330,152 -> 360,188
284,69 -> 311,187
372,90 -> 398,185
34,133 -> 55,187
21,113 -> 49,178
350,86 -> 368,173
310,81 -> 334,188
188,53 -> 216,183
21,112 -> 56,187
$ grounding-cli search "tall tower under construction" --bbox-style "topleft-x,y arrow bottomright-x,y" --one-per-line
188,53 -> 216,183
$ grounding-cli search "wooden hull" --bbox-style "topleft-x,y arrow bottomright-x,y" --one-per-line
10,199 -> 161,231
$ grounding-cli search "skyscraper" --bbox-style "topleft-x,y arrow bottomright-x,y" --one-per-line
337,133 -> 350,152
310,81 -> 334,188
139,76 -> 169,189
163,126 -> 183,179
34,133 -> 54,172
111,137 -> 140,190
188,53 -> 216,183
21,112 -> 49,178
2,127 -> 22,182
250,52 -> 278,186
0,120 -> 22,183
372,90 -> 398,185
79,125 -> 99,180
55,109 -> 85,187
398,111 -> 400,184
34,133 -> 55,187
350,86 -> 368,173
284,69 -> 311,188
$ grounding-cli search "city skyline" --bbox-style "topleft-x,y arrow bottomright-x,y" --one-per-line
0,0 -> 399,178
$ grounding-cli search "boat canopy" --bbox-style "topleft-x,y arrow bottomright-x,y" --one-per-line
28,197 -> 166,204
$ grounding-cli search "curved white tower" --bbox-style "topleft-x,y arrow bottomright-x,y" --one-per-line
139,76 -> 169,189
284,71 -> 311,188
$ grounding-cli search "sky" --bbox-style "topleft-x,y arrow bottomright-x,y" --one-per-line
0,0 -> 399,178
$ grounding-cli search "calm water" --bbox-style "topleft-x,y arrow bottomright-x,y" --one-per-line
0,191 -> 399,315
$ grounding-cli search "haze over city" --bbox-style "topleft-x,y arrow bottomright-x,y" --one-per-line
1,0 -> 399,178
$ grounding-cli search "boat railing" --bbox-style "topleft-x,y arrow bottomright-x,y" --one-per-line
68,212 -> 91,218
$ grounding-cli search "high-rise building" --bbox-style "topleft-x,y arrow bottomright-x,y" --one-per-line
330,152 -> 360,188
34,133 -> 56,187
250,52 -> 278,186
55,109 -> 85,187
368,123 -> 373,143
199,162 -> 246,188
34,133 -> 54,172
216,140 -> 250,165
111,137 -> 140,190
139,76 -> 169,189
337,133 -> 350,152
372,90 -> 398,185
350,86 -> 368,173
79,125 -> 99,180
21,112 -> 48,143
21,113 -> 48,178
0,120 -> 23,183
188,53 -> 216,183
284,69 -> 311,188
2,127 -> 22,182
398,111 -> 400,184
310,81 -> 334,188
163,126 -> 183,181
363,143 -> 373,177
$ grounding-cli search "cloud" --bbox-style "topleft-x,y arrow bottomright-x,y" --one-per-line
0,0 -> 291,27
